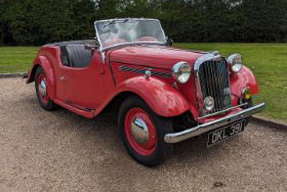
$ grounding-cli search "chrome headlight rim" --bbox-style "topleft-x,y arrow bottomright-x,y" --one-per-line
227,54 -> 243,73
172,61 -> 191,84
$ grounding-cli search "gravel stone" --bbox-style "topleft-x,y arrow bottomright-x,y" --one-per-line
0,78 -> 286,191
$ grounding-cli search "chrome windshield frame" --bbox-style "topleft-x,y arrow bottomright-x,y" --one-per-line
101,41 -> 166,52
94,18 -> 167,62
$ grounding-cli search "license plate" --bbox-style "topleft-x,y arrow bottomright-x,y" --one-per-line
207,120 -> 246,147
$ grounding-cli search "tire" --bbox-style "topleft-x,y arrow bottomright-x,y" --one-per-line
118,96 -> 174,167
35,67 -> 57,111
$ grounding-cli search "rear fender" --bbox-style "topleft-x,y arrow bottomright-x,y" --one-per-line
26,56 -> 56,100
115,76 -> 190,117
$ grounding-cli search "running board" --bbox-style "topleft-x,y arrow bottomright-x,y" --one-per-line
54,99 -> 95,118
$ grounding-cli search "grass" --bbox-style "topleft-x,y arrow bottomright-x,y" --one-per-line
0,46 -> 39,73
0,44 -> 286,121
176,43 -> 287,121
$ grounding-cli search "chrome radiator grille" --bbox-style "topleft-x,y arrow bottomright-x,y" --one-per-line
198,59 -> 232,114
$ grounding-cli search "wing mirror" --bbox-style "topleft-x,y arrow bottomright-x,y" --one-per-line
166,37 -> 173,47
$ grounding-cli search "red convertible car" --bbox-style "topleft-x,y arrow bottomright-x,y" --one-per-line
27,18 -> 265,166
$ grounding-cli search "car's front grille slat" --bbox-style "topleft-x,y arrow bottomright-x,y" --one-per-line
214,62 -> 220,112
198,59 -> 232,114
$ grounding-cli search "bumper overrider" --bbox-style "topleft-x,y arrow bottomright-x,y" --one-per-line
164,102 -> 266,143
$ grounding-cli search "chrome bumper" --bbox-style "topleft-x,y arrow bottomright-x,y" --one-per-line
164,102 -> 266,143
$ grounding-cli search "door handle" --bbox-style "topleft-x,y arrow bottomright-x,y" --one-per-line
59,76 -> 66,81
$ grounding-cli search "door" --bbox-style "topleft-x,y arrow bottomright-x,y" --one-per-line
58,50 -> 107,109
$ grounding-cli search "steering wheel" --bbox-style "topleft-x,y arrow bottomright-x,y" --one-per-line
138,36 -> 158,42
101,33 -> 127,47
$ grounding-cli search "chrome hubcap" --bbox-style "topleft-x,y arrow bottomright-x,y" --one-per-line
38,79 -> 47,97
131,118 -> 150,145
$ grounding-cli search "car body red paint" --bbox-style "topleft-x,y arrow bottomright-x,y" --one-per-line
27,32 -> 260,120
27,18 -> 264,165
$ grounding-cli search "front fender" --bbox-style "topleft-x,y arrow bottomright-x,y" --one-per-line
230,66 -> 259,98
116,76 -> 190,117
26,56 -> 56,100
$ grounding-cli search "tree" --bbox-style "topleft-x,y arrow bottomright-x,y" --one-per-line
1,0 -> 286,45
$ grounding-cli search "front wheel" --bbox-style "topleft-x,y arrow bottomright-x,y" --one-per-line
118,96 -> 174,167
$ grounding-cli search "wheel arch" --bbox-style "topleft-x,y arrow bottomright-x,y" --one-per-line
230,66 -> 259,98
26,64 -> 40,83
27,56 -> 56,100
101,76 -> 190,118
101,91 -> 139,114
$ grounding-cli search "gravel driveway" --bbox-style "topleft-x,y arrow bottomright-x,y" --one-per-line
0,78 -> 286,192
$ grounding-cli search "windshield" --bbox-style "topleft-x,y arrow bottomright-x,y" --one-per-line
95,19 -> 166,50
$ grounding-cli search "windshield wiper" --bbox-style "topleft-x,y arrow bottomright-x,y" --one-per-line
103,18 -> 137,28
103,19 -> 117,28
123,18 -> 130,23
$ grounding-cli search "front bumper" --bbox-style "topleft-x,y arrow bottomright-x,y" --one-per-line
164,102 -> 265,143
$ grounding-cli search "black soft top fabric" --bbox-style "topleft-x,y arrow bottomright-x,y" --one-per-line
47,39 -> 97,47
51,40 -> 96,68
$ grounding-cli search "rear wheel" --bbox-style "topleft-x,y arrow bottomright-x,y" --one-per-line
119,96 -> 174,167
35,67 -> 57,111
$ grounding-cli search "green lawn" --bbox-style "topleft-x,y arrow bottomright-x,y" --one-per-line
0,44 -> 286,121
176,43 -> 287,121
0,46 -> 39,73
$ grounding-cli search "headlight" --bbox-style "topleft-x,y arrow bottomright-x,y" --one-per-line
227,54 -> 243,73
172,62 -> 191,84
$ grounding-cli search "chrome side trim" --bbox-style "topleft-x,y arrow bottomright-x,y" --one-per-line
164,102 -> 265,143
198,103 -> 248,120
119,66 -> 172,78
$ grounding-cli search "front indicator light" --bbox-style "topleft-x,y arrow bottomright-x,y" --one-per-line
243,87 -> 252,100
